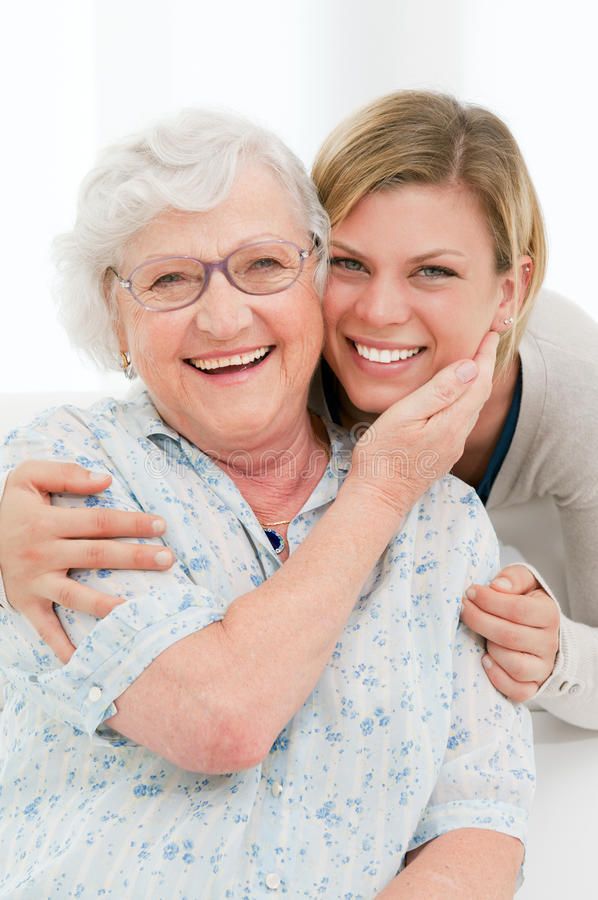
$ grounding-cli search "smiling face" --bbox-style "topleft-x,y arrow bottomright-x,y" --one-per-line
114,163 -> 324,456
323,182 -> 519,415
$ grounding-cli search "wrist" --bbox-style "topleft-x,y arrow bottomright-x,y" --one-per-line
340,474 -> 410,526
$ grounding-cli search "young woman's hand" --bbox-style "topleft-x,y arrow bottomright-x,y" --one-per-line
350,332 -> 498,517
0,461 -> 174,661
460,563 -> 561,701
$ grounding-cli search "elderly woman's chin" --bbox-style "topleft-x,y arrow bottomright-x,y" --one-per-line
134,336 -> 323,456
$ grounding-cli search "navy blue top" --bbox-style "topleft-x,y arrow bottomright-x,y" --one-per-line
320,360 -> 523,506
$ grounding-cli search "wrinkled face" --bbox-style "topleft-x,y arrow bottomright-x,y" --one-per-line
323,182 -> 517,414
114,164 -> 324,454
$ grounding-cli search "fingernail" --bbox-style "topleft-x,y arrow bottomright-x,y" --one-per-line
466,587 -> 477,601
88,471 -> 108,482
493,576 -> 512,591
456,360 -> 478,383
154,550 -> 172,566
482,655 -> 493,670
152,518 -> 166,534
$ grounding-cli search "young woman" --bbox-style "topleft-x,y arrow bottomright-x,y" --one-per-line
1,92 -> 596,729
310,91 -> 597,728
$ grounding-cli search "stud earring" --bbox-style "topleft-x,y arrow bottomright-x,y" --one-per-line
119,350 -> 135,380
503,316 -> 514,328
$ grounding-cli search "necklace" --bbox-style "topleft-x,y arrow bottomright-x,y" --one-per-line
260,518 -> 293,555
257,414 -> 330,556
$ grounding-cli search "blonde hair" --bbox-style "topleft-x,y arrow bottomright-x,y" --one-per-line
312,90 -> 547,376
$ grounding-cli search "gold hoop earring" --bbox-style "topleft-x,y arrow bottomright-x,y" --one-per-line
119,350 -> 135,380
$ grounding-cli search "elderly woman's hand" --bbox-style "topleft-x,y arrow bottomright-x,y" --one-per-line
460,563 -> 561,702
0,461 -> 174,662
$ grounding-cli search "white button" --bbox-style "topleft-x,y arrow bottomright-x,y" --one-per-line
271,781 -> 283,798
265,872 -> 281,890
569,683 -> 581,695
88,686 -> 103,702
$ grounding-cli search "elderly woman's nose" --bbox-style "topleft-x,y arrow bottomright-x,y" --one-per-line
353,278 -> 412,328
194,281 -> 254,339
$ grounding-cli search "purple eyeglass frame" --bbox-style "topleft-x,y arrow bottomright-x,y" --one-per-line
108,239 -> 311,312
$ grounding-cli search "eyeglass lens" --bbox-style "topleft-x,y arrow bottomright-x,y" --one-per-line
130,242 -> 304,309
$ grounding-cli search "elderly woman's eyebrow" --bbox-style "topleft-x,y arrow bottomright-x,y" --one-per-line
131,232 -> 306,262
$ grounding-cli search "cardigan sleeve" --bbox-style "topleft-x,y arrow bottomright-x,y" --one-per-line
494,539 -> 598,728
513,293 -> 598,729
534,502 -> 598,729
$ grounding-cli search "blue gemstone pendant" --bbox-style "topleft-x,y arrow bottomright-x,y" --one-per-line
264,528 -> 286,555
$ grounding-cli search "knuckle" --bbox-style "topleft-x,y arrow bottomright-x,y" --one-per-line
545,603 -> 561,630
511,683 -> 538,703
56,581 -> 76,610
132,544 -> 152,568
504,655 -> 529,682
496,623 -> 520,649
10,460 -> 38,485
59,461 -> 81,480
84,543 -> 106,568
433,380 -> 458,405
91,595 -> 116,618
92,508 -> 111,534
18,542 -> 45,567
133,514 -> 153,537
506,595 -> 527,624
460,603 -> 479,630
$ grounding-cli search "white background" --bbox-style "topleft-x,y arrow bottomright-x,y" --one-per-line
2,0 -> 597,393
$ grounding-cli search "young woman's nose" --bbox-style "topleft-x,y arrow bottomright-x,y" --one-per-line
194,276 -> 254,339
352,276 -> 413,328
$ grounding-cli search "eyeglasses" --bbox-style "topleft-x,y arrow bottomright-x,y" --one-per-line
108,240 -> 311,312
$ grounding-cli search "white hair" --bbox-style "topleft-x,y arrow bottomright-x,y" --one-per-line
54,109 -> 330,371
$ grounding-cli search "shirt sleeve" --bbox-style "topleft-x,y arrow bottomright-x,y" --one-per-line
408,493 -> 535,861
0,408 -> 229,736
1,572 -> 227,735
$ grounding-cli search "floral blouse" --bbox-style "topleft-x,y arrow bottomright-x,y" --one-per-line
0,393 -> 534,898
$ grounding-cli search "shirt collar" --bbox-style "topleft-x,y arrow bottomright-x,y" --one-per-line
133,389 -> 353,555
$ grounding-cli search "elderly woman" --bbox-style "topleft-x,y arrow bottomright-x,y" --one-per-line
0,110 -> 532,897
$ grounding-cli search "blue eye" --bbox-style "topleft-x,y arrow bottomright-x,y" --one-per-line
417,266 -> 456,279
329,257 -> 368,274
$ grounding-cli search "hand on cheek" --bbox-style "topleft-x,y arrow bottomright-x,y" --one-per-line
460,564 -> 560,703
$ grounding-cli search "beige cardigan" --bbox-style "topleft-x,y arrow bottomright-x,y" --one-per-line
310,289 -> 598,729
487,291 -> 598,727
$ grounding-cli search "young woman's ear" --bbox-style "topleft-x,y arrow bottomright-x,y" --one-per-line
491,256 -> 533,331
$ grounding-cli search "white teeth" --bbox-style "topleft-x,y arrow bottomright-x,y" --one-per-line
354,343 -> 423,363
189,346 -> 270,371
